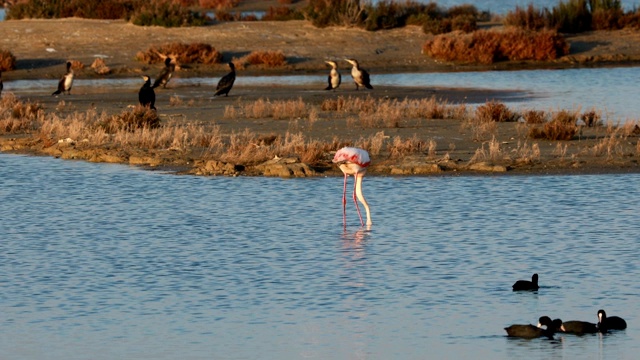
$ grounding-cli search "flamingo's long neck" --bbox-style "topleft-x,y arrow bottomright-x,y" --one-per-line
354,171 -> 372,226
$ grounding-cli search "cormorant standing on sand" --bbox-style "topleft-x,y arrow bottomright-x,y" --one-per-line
0,71 -> 3,97
52,61 -> 74,96
153,57 -> 175,89
324,60 -> 341,91
345,58 -> 372,90
139,75 -> 156,110
214,62 -> 236,97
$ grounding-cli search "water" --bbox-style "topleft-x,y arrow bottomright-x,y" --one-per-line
1,153 -> 639,359
7,66 -> 640,122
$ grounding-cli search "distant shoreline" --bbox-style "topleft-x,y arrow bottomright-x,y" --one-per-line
2,19 -> 640,177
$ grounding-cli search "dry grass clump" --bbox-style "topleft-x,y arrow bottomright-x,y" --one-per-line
475,101 -> 517,122
581,109 -> 602,127
225,98 -> 310,120
422,28 -> 569,64
469,137 -> 504,163
243,51 -> 288,67
0,49 -> 17,71
522,109 -> 547,124
388,134 -> 427,158
504,4 -> 549,31
321,95 -> 467,123
0,94 -> 43,133
90,58 -> 111,75
69,60 -> 84,70
586,122 -> 638,158
136,43 -> 222,65
529,109 -> 579,140
100,106 -> 161,133
356,131 -> 387,156
217,130 -> 325,164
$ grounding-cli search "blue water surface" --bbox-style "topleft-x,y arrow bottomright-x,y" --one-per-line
1,153 -> 638,359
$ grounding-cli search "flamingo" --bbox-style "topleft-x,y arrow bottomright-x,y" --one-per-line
333,147 -> 372,226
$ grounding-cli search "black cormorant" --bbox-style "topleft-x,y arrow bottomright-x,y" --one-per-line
52,61 -> 74,96
152,57 -> 175,89
0,71 -> 3,97
138,75 -> 156,110
324,60 -> 341,91
214,62 -> 236,97
345,58 -> 372,90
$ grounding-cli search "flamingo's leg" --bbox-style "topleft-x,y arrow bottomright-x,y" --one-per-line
352,172 -> 364,226
342,173 -> 348,225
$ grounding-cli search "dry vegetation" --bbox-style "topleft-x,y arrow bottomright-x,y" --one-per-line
423,28 -> 570,64
0,50 -> 17,72
2,89 -> 640,176
136,42 -> 223,65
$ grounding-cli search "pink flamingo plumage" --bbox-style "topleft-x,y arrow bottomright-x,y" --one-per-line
333,147 -> 372,226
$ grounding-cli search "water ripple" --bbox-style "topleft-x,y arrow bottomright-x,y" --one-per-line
1,154 -> 639,359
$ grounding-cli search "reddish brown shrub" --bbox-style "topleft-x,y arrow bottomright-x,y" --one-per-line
69,60 -> 85,70
591,8 -> 623,30
101,106 -> 161,133
422,29 -> 569,64
0,49 -> 17,71
522,110 -> 546,124
136,42 -> 222,64
451,14 -> 477,33
199,0 -> 238,10
245,51 -> 287,67
504,4 -> 548,31
475,101 -> 516,122
582,110 -> 601,127
528,110 -> 578,140
619,10 -> 640,29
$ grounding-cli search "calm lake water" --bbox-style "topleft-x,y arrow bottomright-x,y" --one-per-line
1,153 -> 638,359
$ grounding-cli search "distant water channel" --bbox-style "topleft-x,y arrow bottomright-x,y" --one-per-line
7,66 -> 640,122
1,153 -> 639,359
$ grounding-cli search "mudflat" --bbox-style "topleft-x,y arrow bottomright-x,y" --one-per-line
2,18 -> 640,176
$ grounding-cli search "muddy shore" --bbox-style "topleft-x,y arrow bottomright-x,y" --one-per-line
2,18 -> 640,177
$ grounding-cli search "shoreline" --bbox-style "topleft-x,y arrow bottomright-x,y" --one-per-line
2,19 -> 640,177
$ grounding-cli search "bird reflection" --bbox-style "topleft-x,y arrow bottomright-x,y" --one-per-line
341,226 -> 371,261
